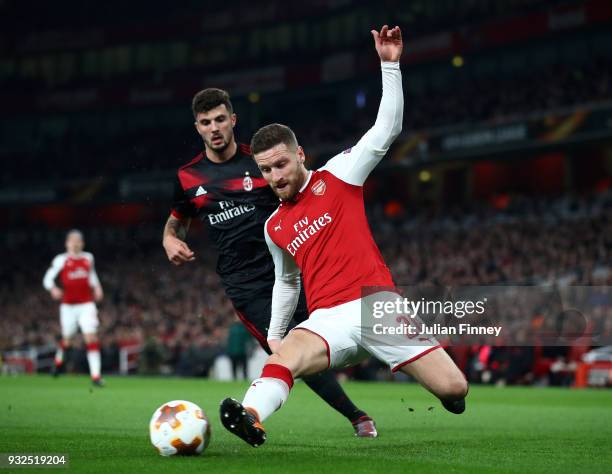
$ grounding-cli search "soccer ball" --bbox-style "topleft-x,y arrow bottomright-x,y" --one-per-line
149,400 -> 211,456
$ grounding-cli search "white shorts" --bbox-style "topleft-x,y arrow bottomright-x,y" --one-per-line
293,291 -> 441,372
59,302 -> 99,338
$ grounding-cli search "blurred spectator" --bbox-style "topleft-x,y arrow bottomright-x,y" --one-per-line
226,321 -> 253,380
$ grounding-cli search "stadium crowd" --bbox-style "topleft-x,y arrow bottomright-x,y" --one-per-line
405,56 -> 612,130
1,191 -> 610,384
3,54 -> 612,184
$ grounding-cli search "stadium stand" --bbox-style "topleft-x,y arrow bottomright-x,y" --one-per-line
2,191 -> 609,383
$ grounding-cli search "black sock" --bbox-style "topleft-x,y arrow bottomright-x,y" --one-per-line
302,371 -> 367,423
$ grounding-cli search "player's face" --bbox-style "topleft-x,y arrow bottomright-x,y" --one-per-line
254,143 -> 307,201
194,105 -> 237,153
65,233 -> 84,254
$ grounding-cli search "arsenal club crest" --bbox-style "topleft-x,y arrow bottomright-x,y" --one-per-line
243,171 -> 253,191
311,179 -> 326,196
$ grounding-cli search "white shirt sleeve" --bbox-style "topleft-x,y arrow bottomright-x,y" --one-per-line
86,253 -> 101,289
264,219 -> 301,341
43,254 -> 65,291
320,61 -> 403,186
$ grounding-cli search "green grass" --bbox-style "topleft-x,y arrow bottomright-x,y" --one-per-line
0,376 -> 610,474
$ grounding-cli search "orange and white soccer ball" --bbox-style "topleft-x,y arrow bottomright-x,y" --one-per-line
149,400 -> 211,456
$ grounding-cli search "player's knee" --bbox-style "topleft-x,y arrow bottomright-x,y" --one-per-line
266,352 -> 309,379
443,376 -> 468,400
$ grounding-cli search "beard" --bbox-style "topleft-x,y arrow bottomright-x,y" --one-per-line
206,135 -> 230,152
274,182 -> 298,201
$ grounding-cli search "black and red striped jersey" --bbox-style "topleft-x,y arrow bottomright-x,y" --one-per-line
171,144 -> 278,301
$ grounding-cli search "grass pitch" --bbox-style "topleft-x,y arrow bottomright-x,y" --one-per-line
0,376 -> 610,473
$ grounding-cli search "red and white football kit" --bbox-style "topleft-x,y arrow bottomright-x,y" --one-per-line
43,252 -> 101,337
264,62 -> 440,371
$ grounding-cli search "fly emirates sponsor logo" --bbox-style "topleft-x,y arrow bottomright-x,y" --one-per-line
67,268 -> 89,280
208,200 -> 255,225
286,212 -> 332,256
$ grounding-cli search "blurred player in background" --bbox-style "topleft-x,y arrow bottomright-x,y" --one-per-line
220,25 -> 468,447
163,88 -> 377,437
43,230 -> 104,386
226,321 -> 251,380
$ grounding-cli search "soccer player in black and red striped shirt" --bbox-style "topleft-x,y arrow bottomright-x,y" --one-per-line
162,88 -> 376,437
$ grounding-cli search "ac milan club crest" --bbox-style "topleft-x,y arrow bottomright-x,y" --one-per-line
243,171 -> 253,191
311,179 -> 326,196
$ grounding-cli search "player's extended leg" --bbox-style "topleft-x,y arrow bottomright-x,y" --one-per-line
361,291 -> 468,414
292,297 -> 375,435
236,300 -> 376,437
79,302 -> 103,386
398,348 -> 468,414
83,333 -> 103,387
54,304 -> 78,377
53,337 -> 72,376
220,329 -> 328,447
300,371 -> 376,436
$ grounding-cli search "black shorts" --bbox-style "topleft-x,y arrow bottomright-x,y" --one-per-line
232,284 -> 309,355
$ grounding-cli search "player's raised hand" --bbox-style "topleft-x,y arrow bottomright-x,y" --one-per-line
163,236 -> 196,266
371,25 -> 403,62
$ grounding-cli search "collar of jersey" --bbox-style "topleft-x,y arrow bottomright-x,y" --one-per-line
289,170 -> 313,203
203,147 -> 240,165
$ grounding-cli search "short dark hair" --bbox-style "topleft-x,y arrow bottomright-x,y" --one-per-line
66,229 -> 83,239
192,88 -> 233,118
250,123 -> 298,156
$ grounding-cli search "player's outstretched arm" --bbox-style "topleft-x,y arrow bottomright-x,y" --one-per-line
43,255 -> 64,300
163,215 -> 195,266
88,255 -> 104,302
264,225 -> 301,349
321,25 -> 403,186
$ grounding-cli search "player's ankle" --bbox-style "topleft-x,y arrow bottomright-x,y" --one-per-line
350,411 -> 370,425
245,407 -> 261,422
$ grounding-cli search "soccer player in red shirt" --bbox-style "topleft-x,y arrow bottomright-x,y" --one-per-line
43,230 -> 104,386
221,25 -> 468,447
